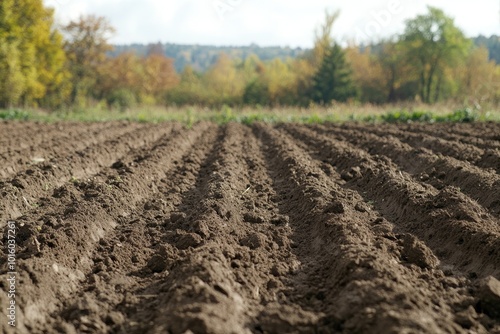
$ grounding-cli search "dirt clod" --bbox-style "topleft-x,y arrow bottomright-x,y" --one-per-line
400,233 -> 440,269
243,212 -> 266,224
147,254 -> 167,273
478,276 -> 500,319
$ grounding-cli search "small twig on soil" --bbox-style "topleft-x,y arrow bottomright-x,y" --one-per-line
241,186 -> 251,195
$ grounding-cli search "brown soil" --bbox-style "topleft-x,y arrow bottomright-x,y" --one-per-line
1,121 -> 500,334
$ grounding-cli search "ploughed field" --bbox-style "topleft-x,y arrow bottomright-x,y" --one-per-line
1,121 -> 500,334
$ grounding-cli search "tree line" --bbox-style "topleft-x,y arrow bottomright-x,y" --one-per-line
1,1 -> 499,109
110,43 -> 306,73
113,36 -> 500,74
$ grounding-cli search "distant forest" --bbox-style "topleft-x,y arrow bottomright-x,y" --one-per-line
109,43 -> 306,72
111,35 -> 500,73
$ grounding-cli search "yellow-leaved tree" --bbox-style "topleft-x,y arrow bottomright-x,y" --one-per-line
0,0 -> 69,107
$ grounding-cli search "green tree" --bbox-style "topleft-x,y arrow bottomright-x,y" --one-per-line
243,79 -> 269,105
401,6 -> 471,103
301,9 -> 357,104
312,43 -> 357,104
165,66 -> 208,105
374,40 -> 417,102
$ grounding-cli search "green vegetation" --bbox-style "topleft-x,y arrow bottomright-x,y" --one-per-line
0,109 -> 30,120
369,108 -> 481,123
1,105 -> 498,125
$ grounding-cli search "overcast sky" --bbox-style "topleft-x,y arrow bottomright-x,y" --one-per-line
44,0 -> 499,47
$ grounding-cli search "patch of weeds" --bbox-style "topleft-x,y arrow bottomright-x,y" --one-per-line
0,109 -> 31,120
69,176 -> 79,184
302,114 -> 328,124
435,108 -> 478,123
381,110 -> 434,123
369,107 -> 481,124
185,107 -> 195,128
240,114 -> 278,125
221,105 -> 234,124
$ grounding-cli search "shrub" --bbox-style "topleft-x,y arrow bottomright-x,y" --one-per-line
106,89 -> 137,111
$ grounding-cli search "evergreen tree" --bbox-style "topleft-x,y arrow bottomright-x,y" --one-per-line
312,43 -> 357,104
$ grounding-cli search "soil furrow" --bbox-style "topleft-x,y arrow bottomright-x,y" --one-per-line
285,124 -> 500,275
120,123 -> 297,334
0,122 -> 129,180
256,123 -> 490,333
0,122 -> 212,334
314,124 -> 500,217
0,122 -> 92,155
38,123 -> 221,334
435,122 -> 500,141
339,123 -> 500,174
389,123 -> 500,151
0,123 -> 168,224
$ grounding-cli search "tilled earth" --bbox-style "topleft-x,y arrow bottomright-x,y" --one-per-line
1,121 -> 500,333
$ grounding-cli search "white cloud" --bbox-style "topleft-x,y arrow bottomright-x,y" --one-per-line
43,0 -> 499,46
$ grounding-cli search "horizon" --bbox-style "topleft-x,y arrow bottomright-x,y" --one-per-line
110,34 -> 498,49
44,0 -> 499,48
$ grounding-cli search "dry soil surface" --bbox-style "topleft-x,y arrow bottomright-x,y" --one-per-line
1,121 -> 500,333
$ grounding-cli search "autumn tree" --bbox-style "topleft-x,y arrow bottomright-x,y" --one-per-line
292,58 -> 316,106
63,15 -> 115,106
455,47 -> 500,105
0,0 -> 68,107
142,54 -> 179,99
0,45 -> 25,107
266,59 -> 299,105
96,52 -> 142,108
400,6 -> 470,103
204,53 -> 245,104
311,10 -> 340,69
166,66 -> 209,105
346,46 -> 387,103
